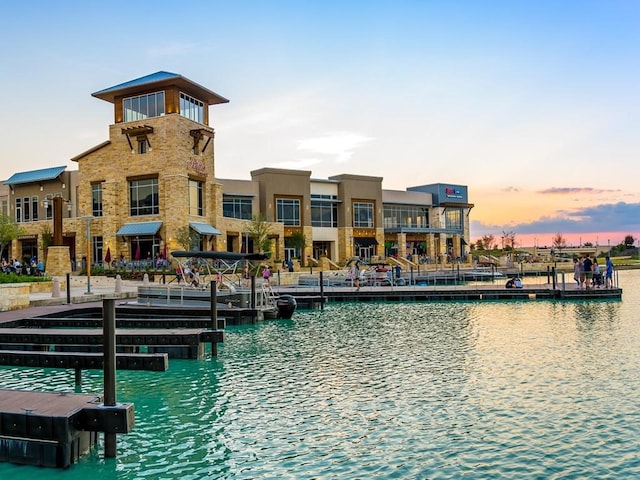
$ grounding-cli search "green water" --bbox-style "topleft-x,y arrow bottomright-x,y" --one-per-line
1,270 -> 639,479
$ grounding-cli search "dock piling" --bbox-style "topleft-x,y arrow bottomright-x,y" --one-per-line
103,297 -> 117,458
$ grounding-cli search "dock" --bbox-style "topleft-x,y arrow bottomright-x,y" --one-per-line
0,388 -> 133,468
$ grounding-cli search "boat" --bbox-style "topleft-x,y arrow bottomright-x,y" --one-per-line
461,268 -> 506,280
135,251 -> 296,319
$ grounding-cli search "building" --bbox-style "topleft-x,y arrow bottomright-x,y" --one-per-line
1,71 -> 472,270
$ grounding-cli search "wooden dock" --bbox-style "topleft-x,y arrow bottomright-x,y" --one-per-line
0,388 -> 133,468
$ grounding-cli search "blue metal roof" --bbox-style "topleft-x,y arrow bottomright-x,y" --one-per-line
92,71 -> 179,97
116,221 -> 163,236
4,166 -> 67,185
190,222 -> 222,236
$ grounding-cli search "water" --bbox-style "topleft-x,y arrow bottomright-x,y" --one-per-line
1,270 -> 639,479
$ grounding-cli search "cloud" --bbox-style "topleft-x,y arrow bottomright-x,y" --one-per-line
537,187 -> 620,195
297,132 -> 373,163
472,202 -> 640,237
270,158 -> 321,170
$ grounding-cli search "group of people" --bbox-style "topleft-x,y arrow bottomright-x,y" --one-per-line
573,255 -> 614,289
1,257 -> 45,276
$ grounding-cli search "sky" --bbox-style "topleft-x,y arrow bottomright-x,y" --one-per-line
1,0 -> 639,249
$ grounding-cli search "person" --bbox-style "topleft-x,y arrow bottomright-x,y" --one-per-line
573,257 -> 582,288
287,258 -> 294,272
592,260 -> 602,288
582,255 -> 593,289
605,256 -> 614,288
36,259 -> 45,276
351,262 -> 360,291
175,264 -> 184,283
262,265 -> 271,286
243,264 -> 250,286
394,265 -> 401,283
514,277 -> 523,288
505,278 -> 515,289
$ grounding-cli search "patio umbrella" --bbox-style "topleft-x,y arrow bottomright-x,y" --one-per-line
104,247 -> 111,266
162,243 -> 167,260
134,240 -> 141,261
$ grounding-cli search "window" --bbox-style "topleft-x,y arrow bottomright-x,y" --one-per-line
188,179 -> 204,216
180,92 -> 204,123
123,91 -> 165,122
383,205 -> 429,229
1,200 -> 7,216
15,198 -> 22,223
22,197 -> 30,222
353,201 -> 374,228
222,196 -> 252,220
31,197 -> 38,221
92,183 -> 103,217
445,208 -> 463,230
92,236 -> 103,268
311,194 -> 338,227
129,178 -> 159,216
276,198 -> 301,226
138,138 -> 148,154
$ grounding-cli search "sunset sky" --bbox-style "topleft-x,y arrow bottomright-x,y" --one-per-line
1,1 -> 638,249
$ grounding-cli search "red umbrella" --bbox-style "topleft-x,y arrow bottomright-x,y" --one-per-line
134,240 -> 141,261
104,247 -> 111,266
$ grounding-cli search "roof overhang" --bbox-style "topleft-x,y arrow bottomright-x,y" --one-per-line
190,222 -> 222,236
116,221 -> 163,236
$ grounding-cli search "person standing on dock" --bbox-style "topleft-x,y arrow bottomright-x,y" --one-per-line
351,262 -> 360,291
583,255 -> 593,290
573,257 -> 582,288
605,256 -> 614,288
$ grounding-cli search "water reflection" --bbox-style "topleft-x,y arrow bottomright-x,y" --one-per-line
0,270 -> 638,479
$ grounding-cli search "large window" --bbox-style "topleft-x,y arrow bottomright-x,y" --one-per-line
15,198 -> 21,223
311,194 -> 338,227
14,197 -> 38,223
123,91 -> 165,122
353,201 -> 374,228
383,205 -> 429,229
92,183 -> 103,217
1,200 -> 7,216
129,178 -> 159,216
276,198 -> 301,226
445,208 -> 463,230
189,179 -> 204,216
223,196 -> 252,220
180,92 -> 204,123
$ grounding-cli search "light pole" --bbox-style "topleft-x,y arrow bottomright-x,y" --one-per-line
85,216 -> 92,294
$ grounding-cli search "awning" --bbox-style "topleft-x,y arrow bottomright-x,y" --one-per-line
354,237 -> 378,247
116,221 -> 163,236
190,222 -> 222,235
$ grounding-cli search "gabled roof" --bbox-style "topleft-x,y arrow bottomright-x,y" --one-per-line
4,166 -> 67,186
92,71 -> 229,105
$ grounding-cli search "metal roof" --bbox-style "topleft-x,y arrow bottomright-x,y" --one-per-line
92,71 -> 229,105
190,222 -> 222,236
4,166 -> 67,186
116,221 -> 163,236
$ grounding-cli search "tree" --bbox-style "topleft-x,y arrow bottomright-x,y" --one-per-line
624,235 -> 635,248
175,226 -> 199,251
39,223 -> 53,260
0,214 -> 25,260
289,230 -> 307,266
552,233 -> 568,252
246,214 -> 274,256
481,234 -> 496,250
502,230 -> 516,250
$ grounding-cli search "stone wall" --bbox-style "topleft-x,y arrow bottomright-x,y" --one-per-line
0,283 -> 31,311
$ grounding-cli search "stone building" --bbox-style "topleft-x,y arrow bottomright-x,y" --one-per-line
1,71 -> 472,271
